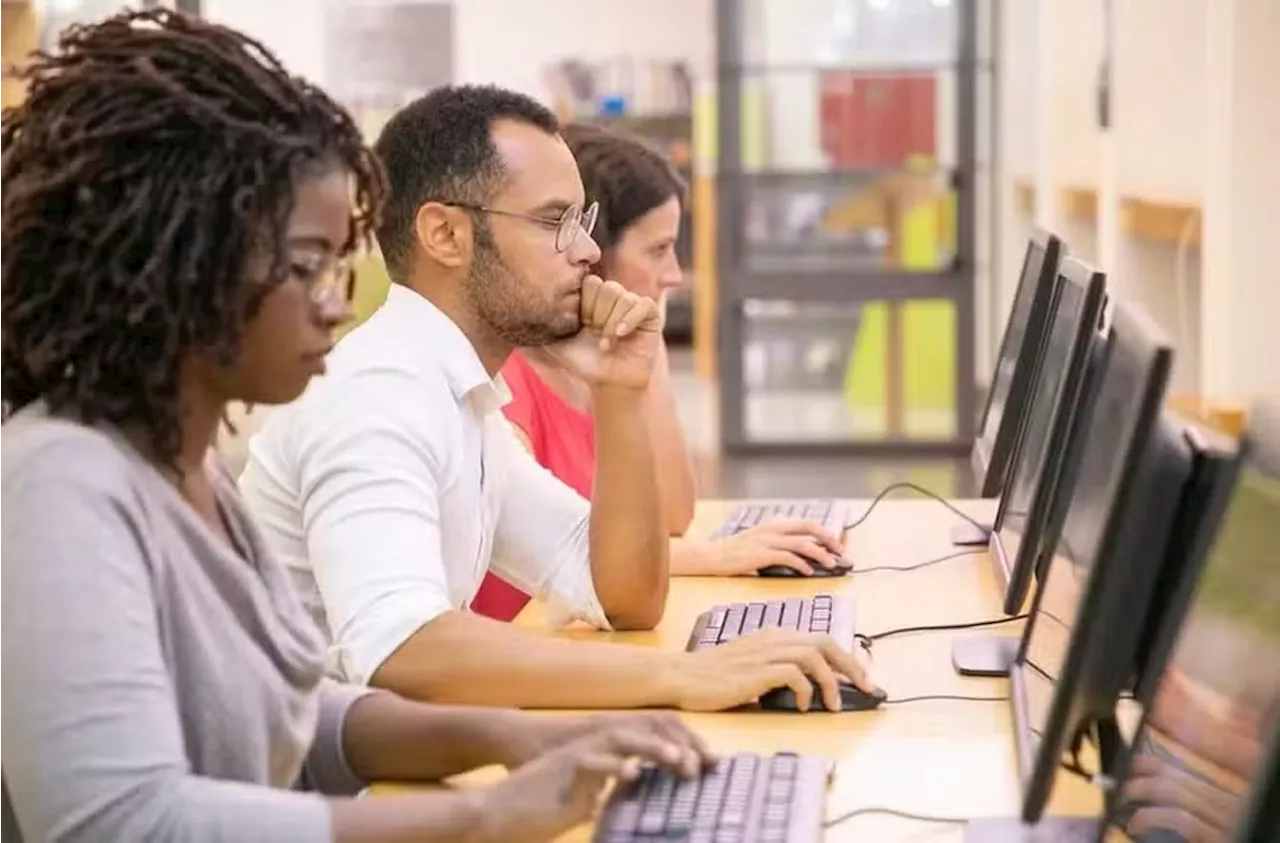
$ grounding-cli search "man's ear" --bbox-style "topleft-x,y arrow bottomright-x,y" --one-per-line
414,202 -> 471,269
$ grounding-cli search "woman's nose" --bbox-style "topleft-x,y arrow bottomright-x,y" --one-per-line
659,264 -> 684,291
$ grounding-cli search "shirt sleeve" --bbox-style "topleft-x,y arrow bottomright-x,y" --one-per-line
300,680 -> 376,796
487,417 -> 610,630
1,443 -> 333,843
294,369 -> 455,686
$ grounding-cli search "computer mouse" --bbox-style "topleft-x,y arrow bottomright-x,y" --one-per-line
758,680 -> 888,712
757,562 -> 851,578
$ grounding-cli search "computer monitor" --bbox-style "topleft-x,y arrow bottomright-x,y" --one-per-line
951,258 -> 1107,677
1128,422 -> 1240,703
993,258 -> 1107,611
1105,400 -> 1280,843
969,229 -> 1065,502
1009,304 -> 1188,823
967,409 -> 1249,843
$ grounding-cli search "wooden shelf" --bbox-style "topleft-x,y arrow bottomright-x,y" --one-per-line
1013,179 -> 1201,247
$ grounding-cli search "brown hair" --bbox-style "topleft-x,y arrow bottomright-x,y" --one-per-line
561,123 -> 686,256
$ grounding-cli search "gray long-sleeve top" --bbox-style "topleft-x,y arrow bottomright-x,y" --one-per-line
1,405 -> 371,842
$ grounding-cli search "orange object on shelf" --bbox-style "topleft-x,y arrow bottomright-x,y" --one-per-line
1168,395 -> 1247,438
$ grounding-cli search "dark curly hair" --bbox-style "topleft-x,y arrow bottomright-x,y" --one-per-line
373,84 -> 559,284
1,8 -> 385,464
561,122 -> 686,256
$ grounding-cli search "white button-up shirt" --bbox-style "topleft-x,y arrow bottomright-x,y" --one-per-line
239,284 -> 607,685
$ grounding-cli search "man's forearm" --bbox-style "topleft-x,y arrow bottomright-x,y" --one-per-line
646,343 -> 697,536
368,610 -> 683,709
341,690 -> 536,782
590,385 -> 669,629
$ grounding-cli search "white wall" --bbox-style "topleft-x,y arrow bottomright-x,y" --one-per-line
201,0 -> 714,107
1215,0 -> 1280,399
203,0 -> 328,83
453,0 -> 713,102
994,0 -> 1279,403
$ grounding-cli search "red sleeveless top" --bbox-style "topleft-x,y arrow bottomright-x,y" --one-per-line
471,351 -> 596,621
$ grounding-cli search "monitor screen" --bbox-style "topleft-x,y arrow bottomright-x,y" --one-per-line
994,268 -> 1097,598
1020,324 -> 1151,770
978,237 -> 1049,451
1112,444 -> 1280,842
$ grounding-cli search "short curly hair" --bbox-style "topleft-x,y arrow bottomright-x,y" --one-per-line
1,8 -> 385,465
372,84 -> 559,284
561,122 -> 686,255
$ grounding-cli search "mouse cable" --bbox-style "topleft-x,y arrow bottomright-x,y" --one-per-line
883,693 -> 1009,705
824,805 -> 970,830
862,613 -> 1029,645
855,547 -> 984,574
842,481 -> 988,533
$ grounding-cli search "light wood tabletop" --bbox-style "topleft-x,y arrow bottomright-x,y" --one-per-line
375,498 -> 1106,840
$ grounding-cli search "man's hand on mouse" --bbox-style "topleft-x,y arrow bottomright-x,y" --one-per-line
684,519 -> 846,576
663,628 -> 882,713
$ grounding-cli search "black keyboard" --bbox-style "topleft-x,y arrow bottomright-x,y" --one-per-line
712,499 -> 846,539
686,594 -> 856,652
594,752 -> 828,843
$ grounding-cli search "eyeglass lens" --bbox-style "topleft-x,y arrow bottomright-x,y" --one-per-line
555,203 -> 599,252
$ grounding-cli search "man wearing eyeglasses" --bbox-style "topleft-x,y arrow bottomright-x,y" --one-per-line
239,84 -> 875,713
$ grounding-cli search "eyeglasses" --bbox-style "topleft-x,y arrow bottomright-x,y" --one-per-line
447,201 -> 599,253
293,253 -> 357,306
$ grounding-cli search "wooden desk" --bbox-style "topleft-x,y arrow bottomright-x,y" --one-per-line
380,499 -> 1103,840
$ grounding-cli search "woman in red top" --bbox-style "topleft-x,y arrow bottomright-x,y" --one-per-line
472,124 -> 845,621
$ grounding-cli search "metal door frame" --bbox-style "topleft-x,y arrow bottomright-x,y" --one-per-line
716,0 -> 980,456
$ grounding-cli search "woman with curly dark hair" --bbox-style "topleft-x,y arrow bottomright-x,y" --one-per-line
0,10 -> 708,843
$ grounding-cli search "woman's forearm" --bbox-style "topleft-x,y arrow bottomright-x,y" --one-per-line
645,341 -> 697,535
341,692 -> 530,782
669,537 -> 718,576
331,791 -> 488,843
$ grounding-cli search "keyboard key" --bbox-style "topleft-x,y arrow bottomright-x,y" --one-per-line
762,600 -> 783,630
720,604 -> 746,643
780,597 -> 803,630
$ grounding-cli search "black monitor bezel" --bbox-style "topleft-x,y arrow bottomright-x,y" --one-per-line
990,256 -> 1107,612
972,228 -> 1064,498
1238,719 -> 1280,843
1129,422 -> 1242,702
1100,429 -> 1245,834
1008,303 -> 1178,823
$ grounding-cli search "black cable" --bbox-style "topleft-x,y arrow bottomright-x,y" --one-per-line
866,613 -> 1029,643
855,547 -> 984,574
842,481 -> 988,532
824,805 -> 970,830
884,694 -> 1009,705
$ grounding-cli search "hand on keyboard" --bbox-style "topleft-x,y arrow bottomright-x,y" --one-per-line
686,519 -> 847,576
474,715 -> 716,842
669,628 -> 880,713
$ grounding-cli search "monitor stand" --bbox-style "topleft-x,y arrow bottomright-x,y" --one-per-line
963,817 -> 1101,842
952,635 -> 1019,677
950,520 -> 993,546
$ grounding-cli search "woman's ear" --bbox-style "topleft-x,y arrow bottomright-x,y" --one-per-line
414,202 -> 470,269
